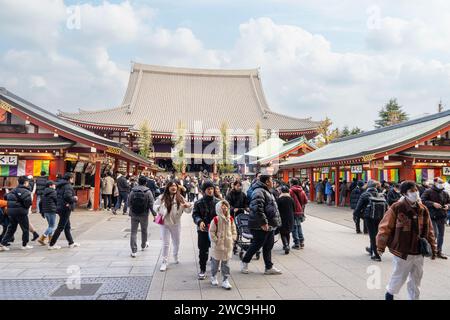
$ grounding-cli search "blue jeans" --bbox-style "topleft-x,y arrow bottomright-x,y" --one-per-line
115,192 -> 129,212
36,195 -> 42,213
432,220 -> 445,252
44,213 -> 56,236
292,216 -> 304,245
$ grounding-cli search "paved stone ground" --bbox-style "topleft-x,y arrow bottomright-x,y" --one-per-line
0,204 -> 449,300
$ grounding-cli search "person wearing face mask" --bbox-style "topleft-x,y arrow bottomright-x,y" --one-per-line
386,183 -> 402,206
421,177 -> 449,259
418,179 -> 431,196
377,181 -> 437,300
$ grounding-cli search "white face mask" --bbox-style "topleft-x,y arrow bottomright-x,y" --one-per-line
406,191 -> 420,203
436,183 -> 445,190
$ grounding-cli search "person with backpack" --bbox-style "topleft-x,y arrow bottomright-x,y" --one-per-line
209,200 -> 237,290
192,180 -> 220,280
153,180 -> 192,271
353,180 -> 388,261
277,185 -> 295,254
128,176 -> 156,258
350,181 -> 367,234
0,176 -> 33,251
48,173 -> 79,250
113,173 -> 130,215
37,181 -> 57,246
289,178 -> 308,250
421,177 -> 449,259
377,181 -> 437,300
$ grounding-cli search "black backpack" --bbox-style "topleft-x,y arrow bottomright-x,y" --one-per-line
131,189 -> 149,215
367,193 -> 388,220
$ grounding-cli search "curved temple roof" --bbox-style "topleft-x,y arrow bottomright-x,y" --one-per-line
281,110 -> 450,168
59,63 -> 320,134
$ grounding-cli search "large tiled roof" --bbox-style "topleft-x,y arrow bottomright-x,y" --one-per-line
281,110 -> 450,168
0,88 -> 151,166
59,63 -> 319,134
0,138 -> 74,149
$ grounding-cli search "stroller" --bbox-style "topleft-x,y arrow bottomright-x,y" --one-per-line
234,211 -> 260,260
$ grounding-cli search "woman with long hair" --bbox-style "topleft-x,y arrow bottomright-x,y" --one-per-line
153,180 -> 192,272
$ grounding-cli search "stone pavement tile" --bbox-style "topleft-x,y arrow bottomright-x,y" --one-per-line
295,270 -> 339,287
20,268 -> 69,277
201,286 -> 242,300
0,269 -> 27,278
226,273 -> 272,290
0,263 -> 11,269
238,287 -> 281,300
110,260 -> 157,267
130,266 -> 155,276
57,261 -> 112,268
0,256 -> 44,263
162,289 -> 201,300
164,277 -> 200,291
310,286 -> 360,300
79,267 -> 132,276
7,262 -> 61,269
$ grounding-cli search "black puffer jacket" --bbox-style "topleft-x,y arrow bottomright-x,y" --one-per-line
56,180 -> 76,212
421,186 -> 450,221
226,190 -> 249,217
276,194 -> 295,233
353,187 -> 385,219
35,176 -> 48,196
192,195 -> 219,232
350,186 -> 363,209
386,188 -> 401,206
117,175 -> 130,193
41,187 -> 57,214
6,185 -> 32,216
248,181 -> 282,230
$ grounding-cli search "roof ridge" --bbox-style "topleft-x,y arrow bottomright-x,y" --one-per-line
132,62 -> 259,77
59,105 -> 127,117
332,110 -> 450,143
266,110 -> 320,125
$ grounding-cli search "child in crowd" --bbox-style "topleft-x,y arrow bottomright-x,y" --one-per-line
209,200 -> 237,290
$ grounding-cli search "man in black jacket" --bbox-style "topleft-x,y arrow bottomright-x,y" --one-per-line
37,181 -> 57,245
35,171 -> 48,213
241,175 -> 283,275
421,177 -> 449,259
48,173 -> 79,250
353,180 -> 387,261
386,183 -> 401,206
114,173 -> 130,215
0,175 -> 33,251
192,180 -> 219,280
350,181 -> 368,234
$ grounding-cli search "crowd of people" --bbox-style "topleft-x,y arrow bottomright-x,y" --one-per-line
0,168 -> 447,298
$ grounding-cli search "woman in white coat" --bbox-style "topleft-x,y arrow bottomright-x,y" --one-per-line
153,180 -> 192,272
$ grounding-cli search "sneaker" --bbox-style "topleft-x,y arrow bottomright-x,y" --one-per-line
131,252 -> 137,258
371,255 -> 382,262
385,292 -> 394,300
68,243 -> 80,249
173,256 -> 179,264
112,210 -> 117,215
222,279 -> 232,290
264,266 -> 282,275
210,275 -> 219,286
284,248 -> 290,255
48,245 -> 61,250
437,252 -> 448,259
21,245 -> 33,250
141,242 -> 149,251
240,261 -> 249,274
300,242 -> 305,249
0,245 -> 10,251
292,244 -> 300,250
160,262 -> 168,272
198,272 -> 207,280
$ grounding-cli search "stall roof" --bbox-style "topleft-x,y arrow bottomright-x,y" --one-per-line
0,88 -> 151,166
281,110 -> 450,168
0,138 -> 74,149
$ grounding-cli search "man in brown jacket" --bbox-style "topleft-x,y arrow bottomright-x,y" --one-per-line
376,181 -> 437,300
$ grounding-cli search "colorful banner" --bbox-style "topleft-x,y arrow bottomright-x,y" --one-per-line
377,169 -> 399,183
0,160 -> 50,177
415,168 -> 443,183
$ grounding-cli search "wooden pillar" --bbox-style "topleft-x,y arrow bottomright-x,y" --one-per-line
282,170 -> 289,183
94,161 -> 101,211
49,159 -> 57,181
335,166 -> 340,207
308,168 -> 315,202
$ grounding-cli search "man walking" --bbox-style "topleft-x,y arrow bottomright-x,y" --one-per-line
0,176 -> 33,251
240,175 -> 283,275
114,173 -> 130,215
290,178 -> 308,249
35,171 -> 48,213
421,177 -> 449,259
128,176 -> 155,258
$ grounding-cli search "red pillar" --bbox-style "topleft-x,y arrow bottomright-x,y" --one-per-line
49,160 -> 57,181
335,166 -> 340,207
399,160 -> 415,181
308,168 -> 315,202
371,168 -> 378,181
282,170 -> 289,183
94,161 -> 101,211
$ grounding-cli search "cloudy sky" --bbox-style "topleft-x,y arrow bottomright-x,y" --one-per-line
1,0 -> 450,130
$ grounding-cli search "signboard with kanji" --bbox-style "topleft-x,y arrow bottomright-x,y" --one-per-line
351,165 -> 363,173
0,155 -> 18,166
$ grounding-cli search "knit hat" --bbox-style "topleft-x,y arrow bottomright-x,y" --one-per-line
46,180 -> 56,187
201,180 -> 215,192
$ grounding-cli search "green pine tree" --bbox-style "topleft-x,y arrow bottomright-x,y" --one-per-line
375,99 -> 408,128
